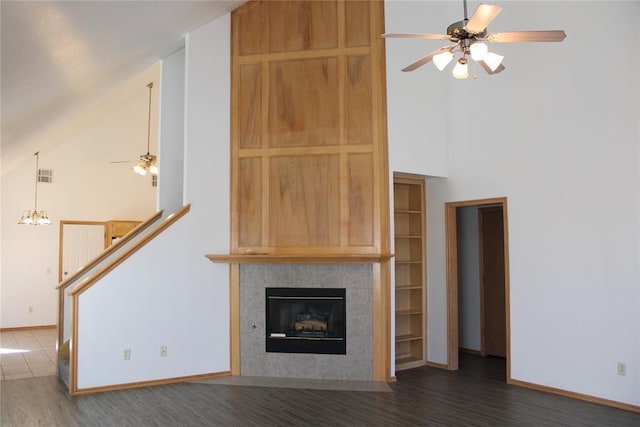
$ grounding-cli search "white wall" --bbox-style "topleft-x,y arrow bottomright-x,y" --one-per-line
457,206 -> 480,351
0,65 -> 160,328
385,0 -> 449,178
386,1 -> 639,406
158,47 -> 186,213
76,14 -> 231,388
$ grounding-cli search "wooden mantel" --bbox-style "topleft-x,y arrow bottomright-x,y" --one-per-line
205,253 -> 393,264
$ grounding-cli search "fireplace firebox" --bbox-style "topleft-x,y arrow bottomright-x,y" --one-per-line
266,288 -> 346,355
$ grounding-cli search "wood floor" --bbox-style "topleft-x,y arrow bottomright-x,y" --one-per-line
1,354 -> 638,426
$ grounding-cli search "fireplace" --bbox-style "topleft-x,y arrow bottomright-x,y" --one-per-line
266,287 -> 346,355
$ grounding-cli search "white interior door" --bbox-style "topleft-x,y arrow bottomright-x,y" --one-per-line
61,224 -> 106,280
60,223 -> 105,343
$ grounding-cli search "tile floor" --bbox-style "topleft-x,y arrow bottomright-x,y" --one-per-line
0,328 -> 57,380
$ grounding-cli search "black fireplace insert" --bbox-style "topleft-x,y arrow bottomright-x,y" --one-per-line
266,287 -> 346,355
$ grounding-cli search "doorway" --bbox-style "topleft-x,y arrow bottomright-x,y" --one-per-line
445,197 -> 511,381
58,222 -> 107,283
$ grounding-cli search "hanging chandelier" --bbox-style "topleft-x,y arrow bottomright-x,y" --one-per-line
18,151 -> 51,225
133,82 -> 158,176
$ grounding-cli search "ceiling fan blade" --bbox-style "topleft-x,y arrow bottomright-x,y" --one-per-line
110,160 -> 136,164
487,30 -> 567,43
382,33 -> 450,41
401,46 -> 452,72
478,60 -> 506,75
465,4 -> 502,34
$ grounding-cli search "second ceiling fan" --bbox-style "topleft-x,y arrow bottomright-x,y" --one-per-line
383,0 -> 566,79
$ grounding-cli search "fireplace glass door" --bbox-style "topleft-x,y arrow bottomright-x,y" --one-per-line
266,288 -> 346,355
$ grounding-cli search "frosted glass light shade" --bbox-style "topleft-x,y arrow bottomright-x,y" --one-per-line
433,50 -> 453,71
133,164 -> 147,176
37,212 -> 51,225
470,42 -> 488,61
149,164 -> 158,175
452,59 -> 469,79
484,52 -> 504,72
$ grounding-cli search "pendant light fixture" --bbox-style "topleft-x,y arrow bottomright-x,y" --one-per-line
133,82 -> 158,176
18,151 -> 51,225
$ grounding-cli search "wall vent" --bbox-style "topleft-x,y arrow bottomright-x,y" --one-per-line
37,169 -> 53,183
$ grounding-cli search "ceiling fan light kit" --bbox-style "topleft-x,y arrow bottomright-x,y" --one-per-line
112,82 -> 159,175
382,0 -> 566,79
133,82 -> 159,176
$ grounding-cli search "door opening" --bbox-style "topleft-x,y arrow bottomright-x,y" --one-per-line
445,197 -> 511,381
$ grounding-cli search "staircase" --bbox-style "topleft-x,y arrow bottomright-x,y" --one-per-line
55,206 -> 189,393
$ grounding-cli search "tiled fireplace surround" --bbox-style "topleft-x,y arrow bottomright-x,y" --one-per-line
239,264 -> 373,381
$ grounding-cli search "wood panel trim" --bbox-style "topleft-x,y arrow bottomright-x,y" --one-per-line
371,0 -> 389,256
70,293 -> 79,394
372,260 -> 392,381
229,264 -> 240,375
230,4 -> 241,252
477,208 -> 487,356
445,204 -> 459,371
509,379 -> 640,414
206,253 -> 393,264
71,371 -> 233,396
237,46 -> 371,64
426,361 -> 451,370
68,206 -> 190,296
503,203 -> 512,381
56,212 -> 163,290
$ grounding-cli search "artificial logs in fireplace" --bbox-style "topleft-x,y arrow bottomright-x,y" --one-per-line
266,287 -> 346,355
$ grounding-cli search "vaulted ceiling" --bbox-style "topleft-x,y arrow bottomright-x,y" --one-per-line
1,1 -> 241,158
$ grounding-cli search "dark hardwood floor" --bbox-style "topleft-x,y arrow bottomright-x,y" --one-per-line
1,354 -> 638,426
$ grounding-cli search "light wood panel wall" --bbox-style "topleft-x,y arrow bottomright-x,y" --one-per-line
231,0 -> 389,256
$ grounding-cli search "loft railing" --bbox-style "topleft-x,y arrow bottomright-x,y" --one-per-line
63,205 -> 190,394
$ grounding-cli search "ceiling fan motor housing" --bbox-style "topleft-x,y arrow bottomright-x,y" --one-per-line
447,20 -> 486,41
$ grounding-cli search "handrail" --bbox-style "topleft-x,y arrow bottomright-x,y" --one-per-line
56,211 -> 163,290
68,204 -> 191,296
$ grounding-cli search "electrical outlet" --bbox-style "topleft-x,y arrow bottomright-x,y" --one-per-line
617,362 -> 626,376
123,349 -> 131,360
160,346 -> 168,357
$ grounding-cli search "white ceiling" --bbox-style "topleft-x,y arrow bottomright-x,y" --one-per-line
1,0 -> 241,152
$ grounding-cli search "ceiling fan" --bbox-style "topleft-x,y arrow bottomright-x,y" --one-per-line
382,0 -> 566,79
110,82 -> 158,176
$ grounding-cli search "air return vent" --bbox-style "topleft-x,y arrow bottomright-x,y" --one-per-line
37,169 -> 53,183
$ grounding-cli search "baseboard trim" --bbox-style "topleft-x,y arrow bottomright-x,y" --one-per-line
509,378 -> 640,414
0,325 -> 55,332
71,371 -> 232,396
426,361 -> 450,370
